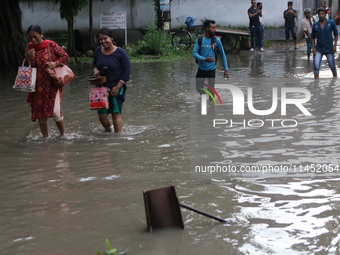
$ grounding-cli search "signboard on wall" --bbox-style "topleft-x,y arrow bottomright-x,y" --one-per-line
100,11 -> 126,29
100,11 -> 127,46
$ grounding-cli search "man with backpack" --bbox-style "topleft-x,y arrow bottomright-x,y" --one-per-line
193,19 -> 229,96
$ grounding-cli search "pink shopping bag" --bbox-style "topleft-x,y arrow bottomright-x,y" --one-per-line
89,87 -> 108,110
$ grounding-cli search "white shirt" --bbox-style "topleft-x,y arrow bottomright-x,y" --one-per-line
301,17 -> 313,38
259,11 -> 264,25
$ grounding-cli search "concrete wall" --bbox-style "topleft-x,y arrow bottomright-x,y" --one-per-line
21,1 -> 68,31
171,0 -> 300,28
20,0 -> 155,31
20,0 -> 323,36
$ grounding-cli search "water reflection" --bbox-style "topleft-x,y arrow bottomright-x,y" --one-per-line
250,53 -> 265,77
1,47 -> 340,254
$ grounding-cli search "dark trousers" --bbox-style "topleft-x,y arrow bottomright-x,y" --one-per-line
249,25 -> 262,49
195,68 -> 216,95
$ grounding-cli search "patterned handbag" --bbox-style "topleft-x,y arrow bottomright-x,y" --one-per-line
13,60 -> 37,92
89,87 -> 109,110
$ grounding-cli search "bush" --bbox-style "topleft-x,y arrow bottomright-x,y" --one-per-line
130,25 -> 173,56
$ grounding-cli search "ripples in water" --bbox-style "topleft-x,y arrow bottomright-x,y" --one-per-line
219,177 -> 340,254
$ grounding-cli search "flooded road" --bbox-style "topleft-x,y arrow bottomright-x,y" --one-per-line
1,47 -> 340,255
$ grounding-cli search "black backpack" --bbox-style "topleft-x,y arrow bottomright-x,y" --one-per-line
195,35 -> 218,64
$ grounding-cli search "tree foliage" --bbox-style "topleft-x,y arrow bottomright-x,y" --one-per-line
54,0 -> 88,58
55,0 -> 88,20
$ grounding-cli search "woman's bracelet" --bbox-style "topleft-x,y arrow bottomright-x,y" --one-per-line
119,79 -> 126,85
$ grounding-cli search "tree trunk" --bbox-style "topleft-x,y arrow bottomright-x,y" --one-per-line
0,0 -> 26,71
67,18 -> 74,56
89,0 -> 96,50
154,0 -> 162,29
67,17 -> 78,63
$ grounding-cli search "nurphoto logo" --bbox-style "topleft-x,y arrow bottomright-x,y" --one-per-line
198,82 -> 312,128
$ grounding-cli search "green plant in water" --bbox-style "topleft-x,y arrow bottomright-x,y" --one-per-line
96,239 -> 129,255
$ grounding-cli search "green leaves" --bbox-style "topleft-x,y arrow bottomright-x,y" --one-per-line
105,238 -> 112,250
96,239 -> 128,255
107,249 -> 118,255
54,0 -> 88,20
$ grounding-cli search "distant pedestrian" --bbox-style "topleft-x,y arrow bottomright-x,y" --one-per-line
283,1 -> 298,50
302,8 -> 313,60
315,1 -> 331,20
312,8 -> 318,22
321,1 -> 331,19
333,9 -> 340,32
248,0 -> 263,52
257,2 -> 264,50
311,7 -> 338,78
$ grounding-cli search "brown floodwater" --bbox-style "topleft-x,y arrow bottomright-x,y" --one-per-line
1,47 -> 340,255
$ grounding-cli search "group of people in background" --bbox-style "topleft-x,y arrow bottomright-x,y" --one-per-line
300,1 -> 338,78
248,0 -> 338,79
192,0 -> 338,106
301,1 -> 334,59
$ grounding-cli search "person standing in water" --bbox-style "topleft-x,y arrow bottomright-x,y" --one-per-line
24,25 -> 69,138
311,8 -> 338,78
92,28 -> 131,132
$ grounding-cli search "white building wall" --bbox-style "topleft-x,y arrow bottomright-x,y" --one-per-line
20,0 -> 315,32
171,0 -> 308,28
20,1 -> 68,31
20,0 -> 155,32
